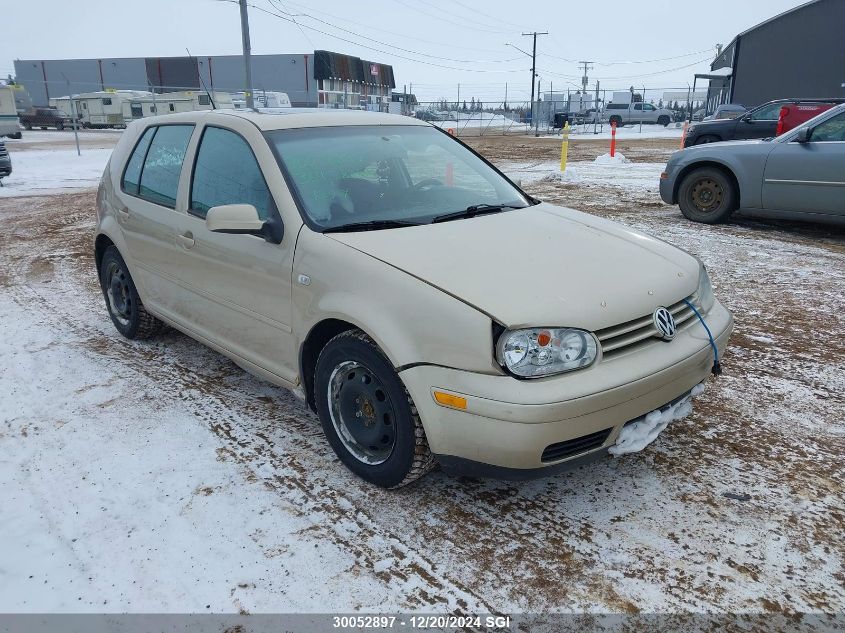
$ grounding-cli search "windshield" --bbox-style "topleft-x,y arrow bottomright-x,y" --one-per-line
265,125 -> 530,230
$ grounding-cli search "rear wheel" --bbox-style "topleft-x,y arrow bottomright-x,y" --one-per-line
56,121 -> 64,130
658,115 -> 670,126
678,167 -> 737,224
609,115 -> 623,127
9,132 -> 22,139
23,122 -> 32,130
314,330 -> 435,488
99,246 -> 164,339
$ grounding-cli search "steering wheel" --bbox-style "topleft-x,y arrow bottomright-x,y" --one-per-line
414,178 -> 443,190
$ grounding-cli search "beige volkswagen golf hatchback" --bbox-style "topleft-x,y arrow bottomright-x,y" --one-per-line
95,109 -> 733,487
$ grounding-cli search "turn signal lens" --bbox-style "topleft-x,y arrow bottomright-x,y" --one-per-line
433,391 -> 467,410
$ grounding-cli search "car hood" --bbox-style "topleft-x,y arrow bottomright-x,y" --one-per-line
327,203 -> 699,330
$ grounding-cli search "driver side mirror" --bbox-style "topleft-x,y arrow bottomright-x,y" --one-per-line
205,203 -> 284,243
794,127 -> 813,144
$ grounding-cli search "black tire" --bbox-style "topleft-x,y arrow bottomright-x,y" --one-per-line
694,134 -> 720,145
314,329 -> 435,488
609,115 -> 623,128
98,245 -> 164,339
24,122 -> 32,130
658,115 -> 670,127
40,126 -> 47,130
678,167 -> 737,224
56,121 -> 64,130
9,132 -> 22,139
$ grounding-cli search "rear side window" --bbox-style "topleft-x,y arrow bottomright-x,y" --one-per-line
122,125 -> 194,208
122,127 -> 156,195
607,103 -> 627,110
190,126 -> 273,220
749,103 -> 784,121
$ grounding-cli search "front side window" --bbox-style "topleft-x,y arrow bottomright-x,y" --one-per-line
644,104 -> 656,111
191,126 -> 273,220
266,125 -> 528,230
809,112 -> 845,142
137,125 -> 194,208
749,102 -> 783,121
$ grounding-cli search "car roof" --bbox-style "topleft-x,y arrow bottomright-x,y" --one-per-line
131,108 -> 431,131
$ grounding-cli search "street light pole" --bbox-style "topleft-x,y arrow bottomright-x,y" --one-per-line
239,0 -> 255,109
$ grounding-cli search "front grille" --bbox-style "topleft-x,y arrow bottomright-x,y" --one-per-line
595,296 -> 696,358
0,143 -> 7,158
541,427 -> 613,463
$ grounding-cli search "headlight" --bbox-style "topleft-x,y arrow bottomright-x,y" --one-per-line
695,265 -> 715,313
496,327 -> 598,378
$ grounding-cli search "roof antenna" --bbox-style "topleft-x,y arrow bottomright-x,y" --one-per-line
186,48 -> 216,110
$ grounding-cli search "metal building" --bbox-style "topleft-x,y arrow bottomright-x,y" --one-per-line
13,51 -> 396,109
710,0 -> 845,108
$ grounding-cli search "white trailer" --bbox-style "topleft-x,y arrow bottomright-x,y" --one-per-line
0,85 -> 22,138
230,91 -> 290,109
66,91 -> 150,128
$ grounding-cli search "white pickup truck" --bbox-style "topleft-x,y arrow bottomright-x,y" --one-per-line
603,102 -> 673,127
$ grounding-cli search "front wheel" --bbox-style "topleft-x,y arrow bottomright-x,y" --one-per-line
314,330 -> 435,488
99,245 -> 164,339
678,167 -> 737,224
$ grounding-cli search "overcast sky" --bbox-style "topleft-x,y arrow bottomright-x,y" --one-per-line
1,0 -> 809,102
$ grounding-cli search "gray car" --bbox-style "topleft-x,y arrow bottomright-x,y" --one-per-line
0,140 -> 11,184
660,103 -> 845,224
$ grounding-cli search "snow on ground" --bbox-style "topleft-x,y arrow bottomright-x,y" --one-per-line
5,129 -> 123,145
431,113 -> 531,133
563,123 -> 685,140
0,148 -> 112,197
501,158 -> 664,194
0,135 -> 843,619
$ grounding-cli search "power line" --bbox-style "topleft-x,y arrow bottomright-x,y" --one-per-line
243,1 -> 532,73
258,0 -> 525,64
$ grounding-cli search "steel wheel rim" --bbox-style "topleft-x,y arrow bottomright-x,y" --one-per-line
691,178 -> 723,213
327,360 -> 397,465
106,262 -> 132,326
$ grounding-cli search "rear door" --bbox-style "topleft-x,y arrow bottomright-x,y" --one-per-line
735,102 -> 782,139
172,120 -> 299,384
762,111 -> 845,216
117,124 -> 195,313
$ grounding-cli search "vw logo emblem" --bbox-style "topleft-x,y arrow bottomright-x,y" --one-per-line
653,307 -> 677,340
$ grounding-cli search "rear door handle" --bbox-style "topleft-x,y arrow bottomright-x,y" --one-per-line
176,232 -> 195,249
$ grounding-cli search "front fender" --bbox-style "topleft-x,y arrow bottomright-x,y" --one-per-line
670,144 -> 771,209
292,229 -> 499,374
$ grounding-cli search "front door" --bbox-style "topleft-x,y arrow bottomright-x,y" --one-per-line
173,123 -> 298,384
735,102 -> 783,139
762,111 -> 845,216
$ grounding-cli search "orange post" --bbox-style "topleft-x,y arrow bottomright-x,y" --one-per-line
680,121 -> 689,149
610,121 -> 617,157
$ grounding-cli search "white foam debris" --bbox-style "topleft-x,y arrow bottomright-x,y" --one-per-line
608,383 -> 705,456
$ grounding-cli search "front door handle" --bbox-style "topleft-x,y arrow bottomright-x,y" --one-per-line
176,232 -> 195,249
116,206 -> 130,221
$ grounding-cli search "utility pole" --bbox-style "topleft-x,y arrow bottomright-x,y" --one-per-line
579,61 -> 594,94
239,0 -> 255,109
522,31 -> 547,124
61,73 -> 80,157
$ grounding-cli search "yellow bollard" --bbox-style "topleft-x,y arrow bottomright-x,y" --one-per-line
560,122 -> 571,172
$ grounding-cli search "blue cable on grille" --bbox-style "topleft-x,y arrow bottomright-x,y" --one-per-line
683,299 -> 722,376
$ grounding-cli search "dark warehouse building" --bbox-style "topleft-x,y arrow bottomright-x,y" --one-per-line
708,0 -> 845,109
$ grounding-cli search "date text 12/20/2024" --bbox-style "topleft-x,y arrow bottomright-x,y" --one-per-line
332,615 -> 513,629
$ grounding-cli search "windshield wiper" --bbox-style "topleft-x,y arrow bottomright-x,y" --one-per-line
431,203 -> 519,224
323,219 -> 422,233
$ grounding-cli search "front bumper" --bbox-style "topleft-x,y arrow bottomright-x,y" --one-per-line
400,300 -> 733,477
659,174 -> 676,204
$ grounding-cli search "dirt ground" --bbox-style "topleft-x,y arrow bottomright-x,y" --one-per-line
463,133 -> 680,163
1,134 -> 843,621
